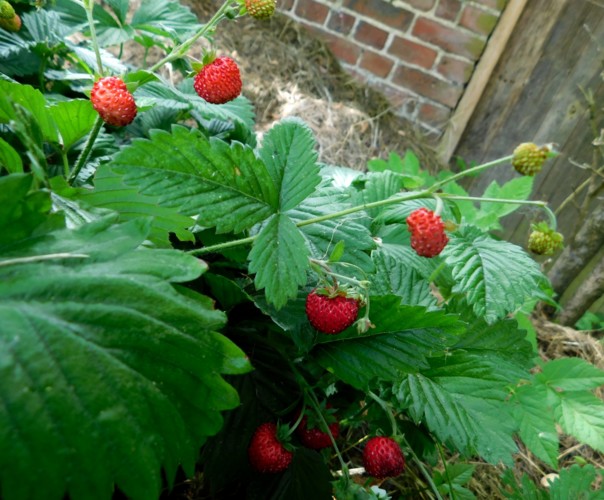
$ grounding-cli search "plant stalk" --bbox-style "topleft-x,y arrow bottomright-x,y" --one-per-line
83,0 -> 104,74
69,116 -> 104,185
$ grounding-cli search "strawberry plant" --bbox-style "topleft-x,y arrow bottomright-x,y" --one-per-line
1,0 -> 603,499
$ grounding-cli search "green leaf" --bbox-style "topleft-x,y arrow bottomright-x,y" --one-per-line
371,250 -> 437,307
477,177 -> 534,228
0,137 -> 23,173
0,174 -> 63,250
53,165 -> 195,247
131,0 -> 200,41
553,391 -> 604,453
108,125 -> 278,233
259,117 -> 321,211
249,214 -> 309,309
49,100 -> 98,152
512,384 -> 559,468
434,463 -> 476,500
0,216 -> 251,500
360,171 -> 408,218
537,358 -> 604,392
312,297 -> 464,389
549,464 -> 603,500
0,81 -> 58,143
444,226 -> 547,323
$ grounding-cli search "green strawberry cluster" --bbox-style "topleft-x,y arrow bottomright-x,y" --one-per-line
528,222 -> 564,255
512,142 -> 551,176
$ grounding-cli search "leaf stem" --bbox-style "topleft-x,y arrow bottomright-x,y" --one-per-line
0,253 -> 89,268
189,155 -> 518,256
82,0 -> 104,74
68,115 -> 104,185
147,0 -> 237,73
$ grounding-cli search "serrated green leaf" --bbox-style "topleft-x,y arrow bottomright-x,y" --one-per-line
371,250 -> 437,308
249,214 -> 309,309
477,177 -> 534,227
434,463 -> 476,500
131,0 -> 200,41
0,216 -> 251,500
49,100 -> 98,152
444,226 -> 547,323
108,125 -> 278,233
312,297 -> 464,389
537,358 -> 604,392
360,170 -> 408,218
552,391 -> 604,453
501,470 -> 549,500
53,165 -> 195,247
288,189 -> 375,273
0,81 -> 58,143
0,137 -> 23,173
549,464 -> 603,500
512,384 -> 559,468
259,117 -> 321,211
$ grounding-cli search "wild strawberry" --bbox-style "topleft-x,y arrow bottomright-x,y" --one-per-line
193,56 -> 242,105
0,13 -> 20,32
248,423 -> 293,473
406,207 -> 449,258
0,1 -> 15,19
305,289 -> 360,335
363,436 -> 405,479
295,406 -> 340,450
527,223 -> 563,255
90,76 -> 137,127
245,0 -> 276,19
512,143 -> 550,176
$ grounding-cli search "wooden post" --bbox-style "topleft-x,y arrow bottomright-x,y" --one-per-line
437,0 -> 529,164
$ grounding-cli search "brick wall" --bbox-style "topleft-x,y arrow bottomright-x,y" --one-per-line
278,0 -> 507,136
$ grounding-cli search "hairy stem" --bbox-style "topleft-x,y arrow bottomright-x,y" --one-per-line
69,116 -> 104,185
83,0 -> 104,74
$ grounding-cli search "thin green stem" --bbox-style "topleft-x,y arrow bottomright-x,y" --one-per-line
69,115 -> 104,185
429,155 -> 514,192
367,391 -> 398,437
189,155 -> 517,256
436,443 -> 456,500
0,253 -> 89,268
83,0 -> 104,74
148,0 -> 236,73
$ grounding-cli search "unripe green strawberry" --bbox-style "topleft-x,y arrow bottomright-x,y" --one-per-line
0,13 -> 20,32
193,56 -> 242,105
0,1 -> 15,19
363,436 -> 405,479
527,223 -> 563,255
245,0 -> 276,19
306,289 -> 360,335
406,207 -> 449,258
512,143 -> 550,176
90,76 -> 137,127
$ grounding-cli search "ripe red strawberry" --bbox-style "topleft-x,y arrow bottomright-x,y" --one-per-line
363,436 -> 405,479
90,76 -> 137,127
0,13 -> 20,32
306,289 -> 360,335
248,423 -> 293,473
406,207 -> 449,258
193,56 -> 242,105
296,406 -> 340,450
245,0 -> 276,19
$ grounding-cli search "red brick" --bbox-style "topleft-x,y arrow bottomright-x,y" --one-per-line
342,0 -> 413,31
405,0 -> 436,11
388,36 -> 437,70
418,101 -> 452,128
437,55 -> 474,84
392,65 -> 463,107
371,81 -> 415,108
435,0 -> 462,21
326,11 -> 356,35
278,0 -> 295,11
359,50 -> 395,78
323,33 -> 361,65
355,21 -> 389,49
295,0 -> 329,24
460,4 -> 499,35
412,17 -> 486,60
